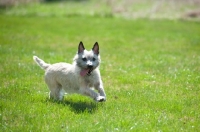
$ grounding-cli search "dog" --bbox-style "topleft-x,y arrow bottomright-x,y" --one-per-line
33,42 -> 106,102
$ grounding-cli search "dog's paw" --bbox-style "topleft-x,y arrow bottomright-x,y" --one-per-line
95,96 -> 106,102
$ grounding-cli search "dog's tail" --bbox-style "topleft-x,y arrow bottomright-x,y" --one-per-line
33,56 -> 51,70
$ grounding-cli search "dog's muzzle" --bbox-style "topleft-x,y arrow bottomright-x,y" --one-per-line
87,68 -> 93,76
80,67 -> 93,76
87,65 -> 93,76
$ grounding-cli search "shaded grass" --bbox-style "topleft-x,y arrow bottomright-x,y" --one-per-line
0,15 -> 200,131
1,0 -> 200,20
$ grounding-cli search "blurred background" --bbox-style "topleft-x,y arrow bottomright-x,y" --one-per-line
0,0 -> 200,20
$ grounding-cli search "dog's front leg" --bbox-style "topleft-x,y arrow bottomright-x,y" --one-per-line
94,80 -> 106,102
79,86 -> 105,102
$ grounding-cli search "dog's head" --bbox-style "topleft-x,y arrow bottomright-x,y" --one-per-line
73,41 -> 101,76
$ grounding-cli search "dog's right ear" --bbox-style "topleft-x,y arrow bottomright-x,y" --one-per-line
78,41 -> 85,54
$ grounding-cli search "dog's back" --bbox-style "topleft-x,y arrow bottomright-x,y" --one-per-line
44,62 -> 81,94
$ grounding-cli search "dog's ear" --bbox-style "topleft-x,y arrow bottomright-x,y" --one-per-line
92,42 -> 99,55
78,41 -> 85,54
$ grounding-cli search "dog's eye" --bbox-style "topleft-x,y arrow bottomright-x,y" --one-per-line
92,58 -> 96,61
82,57 -> 87,61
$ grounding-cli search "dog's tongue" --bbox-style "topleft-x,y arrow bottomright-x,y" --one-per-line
80,69 -> 90,76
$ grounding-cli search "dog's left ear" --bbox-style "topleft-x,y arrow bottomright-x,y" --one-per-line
78,41 -> 85,54
92,42 -> 99,55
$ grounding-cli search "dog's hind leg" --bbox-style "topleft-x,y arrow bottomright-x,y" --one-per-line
46,81 -> 64,101
49,88 -> 64,101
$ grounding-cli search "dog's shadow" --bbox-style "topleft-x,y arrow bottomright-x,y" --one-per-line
46,98 -> 101,114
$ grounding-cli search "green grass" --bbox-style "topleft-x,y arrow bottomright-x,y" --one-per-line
1,0 -> 200,19
0,2 -> 200,132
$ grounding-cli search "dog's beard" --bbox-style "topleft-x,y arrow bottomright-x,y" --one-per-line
80,68 -> 93,76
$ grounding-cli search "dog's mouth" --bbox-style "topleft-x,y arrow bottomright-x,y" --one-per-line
80,68 -> 93,76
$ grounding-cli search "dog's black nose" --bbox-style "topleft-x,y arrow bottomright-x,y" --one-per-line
87,65 -> 93,69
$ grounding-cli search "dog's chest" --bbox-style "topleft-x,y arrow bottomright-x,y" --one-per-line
82,74 -> 99,87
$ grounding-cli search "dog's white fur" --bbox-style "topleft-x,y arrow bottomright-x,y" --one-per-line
33,42 -> 106,102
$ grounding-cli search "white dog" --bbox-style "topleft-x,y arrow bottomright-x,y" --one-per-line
33,42 -> 106,102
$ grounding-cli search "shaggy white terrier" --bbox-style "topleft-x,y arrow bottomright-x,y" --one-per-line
33,42 -> 106,102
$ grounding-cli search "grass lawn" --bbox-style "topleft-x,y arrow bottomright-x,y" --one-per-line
0,1 -> 200,132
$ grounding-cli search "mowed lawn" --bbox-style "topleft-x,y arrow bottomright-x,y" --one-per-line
0,14 -> 200,131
